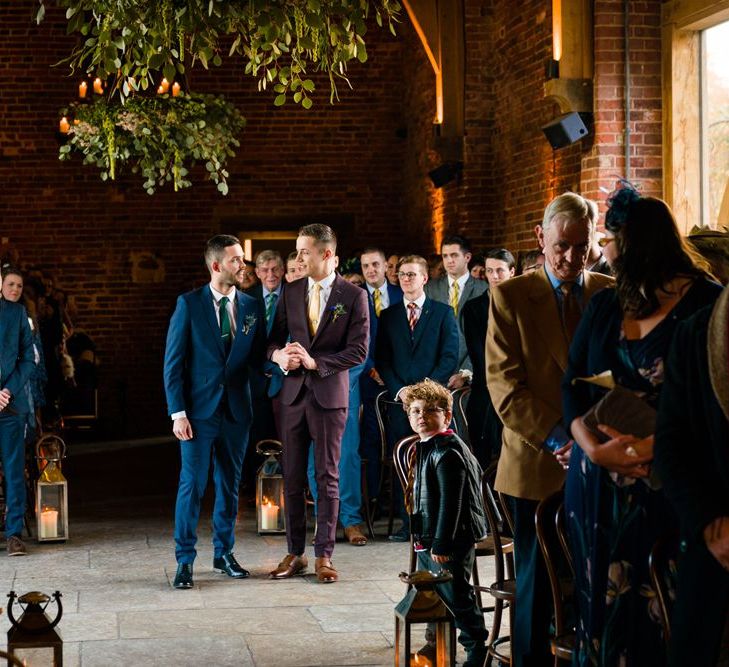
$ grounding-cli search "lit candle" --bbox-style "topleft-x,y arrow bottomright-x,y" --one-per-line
79,81 -> 88,98
93,77 -> 103,94
260,499 -> 279,530
160,77 -> 170,93
172,82 -> 181,97
58,117 -> 70,134
40,509 -> 59,539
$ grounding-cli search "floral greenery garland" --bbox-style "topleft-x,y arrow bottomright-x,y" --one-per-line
37,0 -> 401,107
60,93 -> 245,194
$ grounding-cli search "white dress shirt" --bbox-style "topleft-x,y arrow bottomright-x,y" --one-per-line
366,282 -> 390,310
447,272 -> 470,305
403,292 -> 427,318
307,271 -> 337,323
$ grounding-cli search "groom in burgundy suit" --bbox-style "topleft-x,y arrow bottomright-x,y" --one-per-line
267,224 -> 369,583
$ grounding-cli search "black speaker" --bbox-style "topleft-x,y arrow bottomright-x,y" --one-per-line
541,112 -> 591,150
428,161 -> 463,188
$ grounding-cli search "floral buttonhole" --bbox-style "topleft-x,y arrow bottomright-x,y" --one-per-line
330,303 -> 347,322
243,313 -> 257,335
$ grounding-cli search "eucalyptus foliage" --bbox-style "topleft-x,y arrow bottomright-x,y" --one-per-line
60,93 -> 245,194
38,0 -> 401,106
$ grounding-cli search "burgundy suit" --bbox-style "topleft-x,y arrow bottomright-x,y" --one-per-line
267,273 -> 369,558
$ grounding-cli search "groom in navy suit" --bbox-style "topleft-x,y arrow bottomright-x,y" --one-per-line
164,235 -> 266,589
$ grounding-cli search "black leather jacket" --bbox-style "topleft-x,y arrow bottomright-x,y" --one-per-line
411,431 -> 487,554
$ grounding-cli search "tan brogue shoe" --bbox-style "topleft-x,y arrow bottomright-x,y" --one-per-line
314,557 -> 338,583
269,554 -> 308,580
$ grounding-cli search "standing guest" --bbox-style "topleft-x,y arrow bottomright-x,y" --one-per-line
403,379 -> 489,667
462,248 -> 515,466
285,251 -> 305,283
518,249 -> 545,275
426,235 -> 488,390
376,255 -> 459,541
237,259 -> 258,291
164,235 -> 266,589
342,272 -> 364,287
0,274 -> 39,556
267,224 -> 369,584
655,287 -> 729,667
359,247 -> 403,510
469,254 -> 486,281
385,254 -> 400,286
241,250 -> 286,489
562,185 -> 721,666
487,192 -> 613,666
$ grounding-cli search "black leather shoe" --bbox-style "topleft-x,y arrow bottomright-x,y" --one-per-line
388,525 -> 410,542
173,563 -> 194,589
213,552 -> 250,579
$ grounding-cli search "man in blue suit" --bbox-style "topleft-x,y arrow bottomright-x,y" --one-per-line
0,298 -> 34,556
164,235 -> 266,589
375,254 -> 459,539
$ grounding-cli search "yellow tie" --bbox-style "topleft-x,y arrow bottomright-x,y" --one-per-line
373,288 -> 382,317
308,282 -> 322,335
450,281 -> 460,316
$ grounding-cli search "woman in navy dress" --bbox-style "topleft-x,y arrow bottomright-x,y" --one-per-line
562,184 -> 722,666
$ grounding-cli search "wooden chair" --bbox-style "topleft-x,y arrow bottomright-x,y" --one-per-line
373,390 -> 406,536
535,490 -> 575,665
648,532 -> 679,647
392,434 -> 419,582
450,386 -> 471,448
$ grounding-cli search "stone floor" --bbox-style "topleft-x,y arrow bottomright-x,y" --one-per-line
0,440 -> 503,666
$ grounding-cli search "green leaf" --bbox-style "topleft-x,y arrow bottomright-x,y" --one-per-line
217,182 -> 229,195
302,79 -> 315,92
301,97 -> 313,109
163,62 -> 176,82
213,54 -> 222,67
65,6 -> 77,19
35,3 -> 45,25
274,93 -> 286,106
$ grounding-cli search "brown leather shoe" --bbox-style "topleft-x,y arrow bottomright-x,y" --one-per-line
269,554 -> 308,580
315,557 -> 338,583
343,524 -> 368,546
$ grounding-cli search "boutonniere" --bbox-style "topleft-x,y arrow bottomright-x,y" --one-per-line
243,313 -> 257,335
330,303 -> 347,322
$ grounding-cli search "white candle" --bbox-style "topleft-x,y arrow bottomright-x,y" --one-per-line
260,503 -> 279,530
78,81 -> 88,98
93,77 -> 103,94
39,509 -> 58,539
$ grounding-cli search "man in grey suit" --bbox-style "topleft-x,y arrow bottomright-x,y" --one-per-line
425,235 -> 488,389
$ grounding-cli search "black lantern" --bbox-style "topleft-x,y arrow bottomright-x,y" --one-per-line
255,440 -> 285,534
7,590 -> 63,666
394,571 -> 456,667
35,436 -> 69,542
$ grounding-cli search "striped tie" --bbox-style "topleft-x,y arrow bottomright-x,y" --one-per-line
373,288 -> 382,317
265,292 -> 278,325
407,302 -> 418,331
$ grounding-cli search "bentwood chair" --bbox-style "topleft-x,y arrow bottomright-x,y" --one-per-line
392,434 -> 420,584
450,386 -> 471,448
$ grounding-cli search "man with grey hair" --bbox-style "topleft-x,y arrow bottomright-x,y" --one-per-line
486,192 -> 613,665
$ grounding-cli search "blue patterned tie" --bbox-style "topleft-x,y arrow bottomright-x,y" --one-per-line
265,292 -> 278,327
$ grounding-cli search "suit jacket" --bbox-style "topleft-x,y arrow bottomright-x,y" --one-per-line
163,284 -> 266,423
267,274 -> 369,409
461,290 -> 490,392
245,283 -> 285,398
486,267 -> 614,500
363,282 -> 403,373
425,275 -> 488,371
375,297 -> 460,398
0,300 -> 34,414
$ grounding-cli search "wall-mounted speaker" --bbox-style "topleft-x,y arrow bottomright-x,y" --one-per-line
541,112 -> 592,150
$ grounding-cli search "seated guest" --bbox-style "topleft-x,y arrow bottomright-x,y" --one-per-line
468,254 -> 486,280
655,286 -> 729,667
402,379 -> 488,667
462,248 -> 515,466
426,235 -> 488,390
518,248 -> 545,275
375,254 -> 459,540
285,251 -> 304,283
385,254 -> 400,286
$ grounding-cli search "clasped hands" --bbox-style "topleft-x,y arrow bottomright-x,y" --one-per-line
272,342 -> 317,372
591,424 -> 653,478
0,389 -> 12,410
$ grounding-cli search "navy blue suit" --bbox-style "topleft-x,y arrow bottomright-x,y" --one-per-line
0,300 -> 34,538
164,285 -> 266,563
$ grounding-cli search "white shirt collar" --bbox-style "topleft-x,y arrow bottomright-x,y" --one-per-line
404,293 -> 426,309
262,284 -> 282,299
210,284 -> 236,302
366,281 -> 386,296
308,271 -> 337,291
447,272 -> 469,291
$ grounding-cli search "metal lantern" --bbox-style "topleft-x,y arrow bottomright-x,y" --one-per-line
394,571 -> 456,667
255,440 -> 286,535
7,590 -> 64,666
35,436 -> 69,543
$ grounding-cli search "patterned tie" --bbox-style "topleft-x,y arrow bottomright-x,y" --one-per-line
219,295 -> 232,352
308,282 -> 321,336
407,302 -> 418,332
559,282 -> 582,341
265,292 -> 278,326
373,288 -> 382,317
450,281 -> 460,316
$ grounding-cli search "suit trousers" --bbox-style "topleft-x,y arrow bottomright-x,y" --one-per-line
308,363 -> 364,528
174,402 -> 249,563
506,494 -> 553,667
359,373 -> 383,504
0,413 -> 26,538
280,387 -> 347,558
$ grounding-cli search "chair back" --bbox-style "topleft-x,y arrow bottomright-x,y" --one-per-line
374,390 -> 392,461
482,462 -> 513,583
450,386 -> 471,447
393,435 -> 419,494
648,533 -> 679,646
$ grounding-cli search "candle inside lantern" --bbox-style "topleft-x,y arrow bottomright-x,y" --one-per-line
172,82 -> 181,97
160,78 -> 170,93
93,77 -> 103,94
79,81 -> 88,98
58,117 -> 70,134
260,497 -> 279,530
39,508 -> 59,539
411,653 -> 432,667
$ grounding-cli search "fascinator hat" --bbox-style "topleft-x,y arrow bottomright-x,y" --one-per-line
604,178 -> 641,232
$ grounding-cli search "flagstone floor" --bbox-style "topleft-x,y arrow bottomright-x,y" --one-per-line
0,440 -> 503,666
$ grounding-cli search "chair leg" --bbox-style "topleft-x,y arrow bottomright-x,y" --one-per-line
387,466 -> 395,536
360,461 -> 376,540
472,557 -> 484,611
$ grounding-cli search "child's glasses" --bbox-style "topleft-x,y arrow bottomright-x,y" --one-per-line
406,407 -> 446,417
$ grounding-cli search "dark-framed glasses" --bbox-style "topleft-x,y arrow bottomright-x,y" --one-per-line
406,407 -> 446,417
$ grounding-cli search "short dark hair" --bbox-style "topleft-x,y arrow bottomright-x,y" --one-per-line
360,247 -> 386,261
468,254 -> 485,271
485,248 -> 516,270
298,223 -> 337,250
518,249 -> 543,274
205,234 -> 240,269
287,251 -> 298,262
1,265 -> 23,281
441,234 -> 472,254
